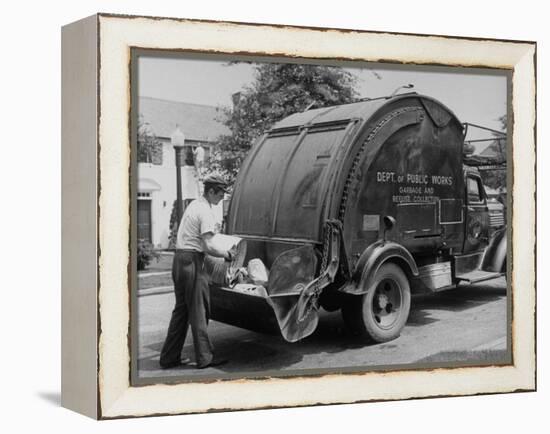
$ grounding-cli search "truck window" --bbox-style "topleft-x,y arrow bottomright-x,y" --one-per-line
467,176 -> 483,203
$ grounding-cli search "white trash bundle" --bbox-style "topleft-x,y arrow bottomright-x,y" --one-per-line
246,258 -> 269,286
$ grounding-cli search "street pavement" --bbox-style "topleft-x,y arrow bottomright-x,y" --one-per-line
136,276 -> 508,382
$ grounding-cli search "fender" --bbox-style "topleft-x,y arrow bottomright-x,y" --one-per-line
340,240 -> 419,296
481,227 -> 507,273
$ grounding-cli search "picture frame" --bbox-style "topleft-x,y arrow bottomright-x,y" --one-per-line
61,13 -> 536,419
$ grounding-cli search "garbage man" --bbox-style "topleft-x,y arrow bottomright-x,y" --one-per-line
160,174 -> 235,369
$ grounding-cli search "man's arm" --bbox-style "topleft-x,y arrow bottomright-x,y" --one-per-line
202,232 -> 232,260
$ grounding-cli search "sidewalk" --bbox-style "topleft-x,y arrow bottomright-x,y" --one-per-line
138,252 -> 173,293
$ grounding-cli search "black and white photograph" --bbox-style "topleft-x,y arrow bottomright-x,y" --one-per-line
131,52 -> 510,383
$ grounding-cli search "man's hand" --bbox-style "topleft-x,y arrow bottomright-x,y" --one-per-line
224,245 -> 238,262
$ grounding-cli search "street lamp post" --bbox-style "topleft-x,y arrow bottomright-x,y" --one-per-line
171,125 -> 186,226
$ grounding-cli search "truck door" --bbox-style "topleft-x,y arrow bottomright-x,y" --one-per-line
463,173 -> 490,254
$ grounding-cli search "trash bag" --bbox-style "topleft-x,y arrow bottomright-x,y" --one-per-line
247,258 -> 269,286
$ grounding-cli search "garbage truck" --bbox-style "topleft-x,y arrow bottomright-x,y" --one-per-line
209,93 -> 507,344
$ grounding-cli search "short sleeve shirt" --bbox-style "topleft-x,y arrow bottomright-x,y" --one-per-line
176,196 -> 221,251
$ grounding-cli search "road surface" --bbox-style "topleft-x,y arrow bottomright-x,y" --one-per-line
136,276 -> 508,381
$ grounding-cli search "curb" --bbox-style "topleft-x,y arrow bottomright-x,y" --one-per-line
138,271 -> 171,278
138,285 -> 174,297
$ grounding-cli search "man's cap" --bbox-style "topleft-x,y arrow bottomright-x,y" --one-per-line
203,174 -> 230,192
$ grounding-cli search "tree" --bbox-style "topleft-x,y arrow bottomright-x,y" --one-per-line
137,116 -> 163,164
480,114 -> 507,191
212,63 -> 359,181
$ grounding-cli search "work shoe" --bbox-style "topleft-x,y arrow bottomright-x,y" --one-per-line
160,357 -> 191,369
197,357 -> 228,369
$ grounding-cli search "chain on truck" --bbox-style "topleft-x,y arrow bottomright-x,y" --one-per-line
208,93 -> 507,344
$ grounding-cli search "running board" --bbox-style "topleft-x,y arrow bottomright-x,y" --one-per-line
455,270 -> 504,284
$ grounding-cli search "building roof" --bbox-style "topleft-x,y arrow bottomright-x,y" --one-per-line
138,97 -> 230,143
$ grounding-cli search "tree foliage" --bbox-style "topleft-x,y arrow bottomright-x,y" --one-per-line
488,114 -> 507,161
211,63 -> 359,180
137,116 -> 163,164
480,114 -> 507,191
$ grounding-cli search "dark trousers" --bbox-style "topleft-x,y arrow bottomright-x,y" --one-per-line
160,250 -> 213,368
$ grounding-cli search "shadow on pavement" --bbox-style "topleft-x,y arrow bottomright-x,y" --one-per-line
139,311 -> 372,375
140,338 -> 305,374
406,307 -> 440,327
414,286 -> 505,310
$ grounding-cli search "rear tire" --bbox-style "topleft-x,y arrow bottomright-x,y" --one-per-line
342,263 -> 411,343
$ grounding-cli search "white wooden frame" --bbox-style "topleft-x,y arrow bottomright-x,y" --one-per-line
61,13 -> 536,419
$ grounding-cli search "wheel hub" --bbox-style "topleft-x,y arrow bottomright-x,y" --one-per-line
377,293 -> 390,310
371,278 -> 403,328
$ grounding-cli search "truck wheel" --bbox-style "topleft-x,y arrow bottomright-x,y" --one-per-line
342,263 -> 411,343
